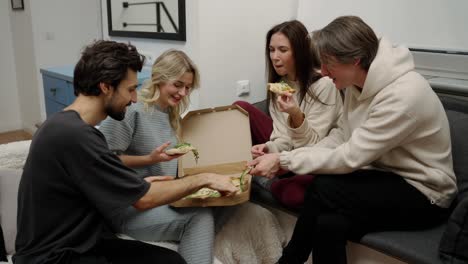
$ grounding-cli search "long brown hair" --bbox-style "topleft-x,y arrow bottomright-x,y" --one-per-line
265,20 -> 322,107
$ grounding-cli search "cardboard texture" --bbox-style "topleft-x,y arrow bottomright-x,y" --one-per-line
171,105 -> 253,207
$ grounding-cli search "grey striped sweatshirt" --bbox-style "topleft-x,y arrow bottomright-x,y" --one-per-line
99,101 -> 179,178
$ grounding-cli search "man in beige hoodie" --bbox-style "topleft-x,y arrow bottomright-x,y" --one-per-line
249,16 -> 457,264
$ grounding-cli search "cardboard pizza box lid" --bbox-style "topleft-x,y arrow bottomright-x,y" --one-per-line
177,104 -> 252,176
170,104 -> 252,207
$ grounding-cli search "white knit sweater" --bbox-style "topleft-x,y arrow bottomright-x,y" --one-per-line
266,77 -> 343,153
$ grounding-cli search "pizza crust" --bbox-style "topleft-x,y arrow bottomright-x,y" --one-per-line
267,82 -> 296,95
165,145 -> 195,155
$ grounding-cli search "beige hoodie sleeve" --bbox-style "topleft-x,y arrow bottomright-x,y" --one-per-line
313,117 -> 347,149
265,102 -> 293,153
288,78 -> 342,149
280,99 -> 419,175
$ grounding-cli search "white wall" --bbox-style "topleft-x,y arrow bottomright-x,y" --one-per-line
8,0 -> 464,133
3,0 -> 102,133
9,0 -> 41,133
297,0 -> 468,80
0,1 -> 22,133
30,0 -> 102,122
298,0 -> 468,52
196,0 -> 297,108
103,0 -> 299,109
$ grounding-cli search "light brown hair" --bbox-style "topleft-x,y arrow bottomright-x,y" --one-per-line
312,16 -> 379,71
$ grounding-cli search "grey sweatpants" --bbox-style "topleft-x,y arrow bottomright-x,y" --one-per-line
111,205 -> 214,264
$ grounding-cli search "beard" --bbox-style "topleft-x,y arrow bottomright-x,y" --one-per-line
105,104 -> 126,121
105,95 -> 129,121
106,105 -> 126,121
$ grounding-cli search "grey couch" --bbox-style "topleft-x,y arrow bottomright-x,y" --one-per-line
250,94 -> 468,264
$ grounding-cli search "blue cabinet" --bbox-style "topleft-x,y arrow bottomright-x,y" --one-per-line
41,65 -> 151,118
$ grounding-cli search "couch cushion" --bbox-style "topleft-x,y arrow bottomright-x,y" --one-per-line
360,224 -> 446,264
440,96 -> 468,201
0,169 -> 22,254
446,109 -> 468,200
252,100 -> 268,114
437,96 -> 468,263
439,197 -> 468,264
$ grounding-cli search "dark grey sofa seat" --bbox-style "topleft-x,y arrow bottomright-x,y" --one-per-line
250,94 -> 468,264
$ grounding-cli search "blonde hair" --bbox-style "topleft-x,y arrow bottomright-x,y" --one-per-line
139,49 -> 200,138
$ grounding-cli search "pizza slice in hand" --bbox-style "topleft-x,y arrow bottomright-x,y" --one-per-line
268,81 -> 296,95
165,142 -> 200,163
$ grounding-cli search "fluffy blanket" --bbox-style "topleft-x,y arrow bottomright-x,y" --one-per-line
0,140 -> 285,264
0,140 -> 31,170
214,202 -> 285,264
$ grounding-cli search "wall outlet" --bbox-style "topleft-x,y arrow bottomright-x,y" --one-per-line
236,80 -> 250,96
140,50 -> 155,67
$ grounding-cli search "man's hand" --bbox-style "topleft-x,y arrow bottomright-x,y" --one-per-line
198,173 -> 238,196
144,176 -> 175,183
148,142 -> 183,163
251,143 -> 269,158
248,153 -> 282,179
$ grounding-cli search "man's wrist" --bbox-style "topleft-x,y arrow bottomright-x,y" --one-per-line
145,154 -> 156,164
193,173 -> 212,189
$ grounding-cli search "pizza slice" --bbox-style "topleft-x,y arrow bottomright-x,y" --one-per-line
267,81 -> 296,95
165,142 -> 200,163
184,175 -> 247,199
185,188 -> 222,199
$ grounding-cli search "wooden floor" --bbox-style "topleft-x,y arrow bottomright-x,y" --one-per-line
0,130 -> 33,145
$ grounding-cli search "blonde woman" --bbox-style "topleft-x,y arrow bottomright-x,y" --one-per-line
99,50 -> 215,264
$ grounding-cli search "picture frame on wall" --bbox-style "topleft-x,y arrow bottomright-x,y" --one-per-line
11,0 -> 24,10
107,0 -> 186,41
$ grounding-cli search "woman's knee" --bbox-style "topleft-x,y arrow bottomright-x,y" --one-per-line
186,208 -> 214,227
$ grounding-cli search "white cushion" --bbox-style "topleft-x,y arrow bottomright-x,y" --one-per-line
0,169 -> 22,254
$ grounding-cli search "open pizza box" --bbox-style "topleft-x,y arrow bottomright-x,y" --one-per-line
170,104 -> 252,207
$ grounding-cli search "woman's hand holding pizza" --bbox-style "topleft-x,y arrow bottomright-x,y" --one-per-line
277,92 -> 301,117
148,142 -> 183,163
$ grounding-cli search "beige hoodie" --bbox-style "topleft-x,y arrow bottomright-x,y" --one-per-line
279,38 -> 457,208
266,77 -> 342,153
